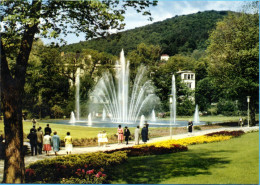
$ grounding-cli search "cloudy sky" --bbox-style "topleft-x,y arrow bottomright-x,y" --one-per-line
43,1 -> 245,45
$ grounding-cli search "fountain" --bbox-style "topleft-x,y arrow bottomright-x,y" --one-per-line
139,115 -> 145,128
193,104 -> 200,124
91,50 -> 158,123
170,75 -> 176,125
102,108 -> 106,121
88,113 -> 92,126
69,111 -> 76,124
151,109 -> 156,122
75,68 -> 80,121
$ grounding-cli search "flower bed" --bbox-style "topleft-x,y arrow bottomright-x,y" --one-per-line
205,130 -> 245,137
26,151 -> 127,183
105,144 -> 188,157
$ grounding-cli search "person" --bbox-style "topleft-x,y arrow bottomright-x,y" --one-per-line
51,131 -> 60,156
43,132 -> 52,156
124,126 -> 131,145
97,131 -> 102,147
188,120 -> 193,134
36,127 -> 43,154
64,132 -> 73,155
30,125 -> 37,133
0,132 -> 4,159
101,130 -> 108,147
117,125 -> 124,144
134,126 -> 140,145
27,130 -> 37,156
141,126 -> 148,144
44,124 -> 52,135
239,117 -> 243,127
32,118 -> 37,127
144,122 -> 149,140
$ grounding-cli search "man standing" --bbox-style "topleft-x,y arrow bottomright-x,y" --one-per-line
27,130 -> 37,156
36,127 -> 43,154
124,126 -> 131,145
44,124 -> 52,135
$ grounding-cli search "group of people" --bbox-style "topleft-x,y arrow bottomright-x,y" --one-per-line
117,122 -> 149,145
27,121 -> 73,156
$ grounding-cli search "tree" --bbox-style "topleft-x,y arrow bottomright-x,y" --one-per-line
207,11 -> 259,125
0,0 -> 157,183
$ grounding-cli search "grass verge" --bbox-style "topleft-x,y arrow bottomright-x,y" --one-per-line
109,131 -> 259,184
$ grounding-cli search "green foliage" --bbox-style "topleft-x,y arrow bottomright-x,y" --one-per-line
207,12 -> 259,123
216,99 -> 237,116
61,11 -> 229,56
194,126 -> 201,130
26,151 -> 127,183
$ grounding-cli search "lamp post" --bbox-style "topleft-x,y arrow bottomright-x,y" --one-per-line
247,96 -> 250,127
169,94 -> 173,139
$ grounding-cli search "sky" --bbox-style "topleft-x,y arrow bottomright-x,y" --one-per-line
42,1 -> 245,45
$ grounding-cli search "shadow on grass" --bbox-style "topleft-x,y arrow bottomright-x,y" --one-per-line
108,149 -> 233,184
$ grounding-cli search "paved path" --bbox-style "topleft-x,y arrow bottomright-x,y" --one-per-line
0,126 -> 258,181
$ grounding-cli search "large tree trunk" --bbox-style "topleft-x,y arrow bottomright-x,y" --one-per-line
2,80 -> 25,183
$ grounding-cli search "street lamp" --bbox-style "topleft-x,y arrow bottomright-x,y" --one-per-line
247,96 -> 250,127
169,94 -> 173,139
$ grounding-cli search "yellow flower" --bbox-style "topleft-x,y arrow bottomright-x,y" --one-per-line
133,135 -> 232,148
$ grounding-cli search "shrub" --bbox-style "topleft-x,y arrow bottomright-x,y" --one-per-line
194,126 -> 201,130
26,151 -> 127,183
205,130 -> 245,137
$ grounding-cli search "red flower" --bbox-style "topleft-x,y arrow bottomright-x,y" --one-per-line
86,169 -> 94,175
84,164 -> 88,168
102,174 -> 106,177
77,169 -> 81,172
82,169 -> 85,173
97,171 -> 102,176
95,174 -> 100,178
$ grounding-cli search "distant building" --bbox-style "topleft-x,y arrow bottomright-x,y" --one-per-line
160,54 -> 169,61
176,70 -> 195,90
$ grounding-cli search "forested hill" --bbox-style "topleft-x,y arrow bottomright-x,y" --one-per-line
61,10 -> 230,55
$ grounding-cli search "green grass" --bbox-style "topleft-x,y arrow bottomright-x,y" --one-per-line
161,115 -> 259,122
109,132 -> 259,184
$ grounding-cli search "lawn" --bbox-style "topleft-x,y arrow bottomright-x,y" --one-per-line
109,131 -> 259,184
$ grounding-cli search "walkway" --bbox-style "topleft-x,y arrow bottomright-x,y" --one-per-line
0,126 -> 258,181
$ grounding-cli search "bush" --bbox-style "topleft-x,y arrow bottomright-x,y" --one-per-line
194,126 -> 201,130
26,151 -> 127,183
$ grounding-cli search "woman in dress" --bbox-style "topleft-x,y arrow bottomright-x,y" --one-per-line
64,132 -> 73,155
51,131 -> 60,156
134,126 -> 140,145
117,125 -> 124,144
43,132 -> 52,156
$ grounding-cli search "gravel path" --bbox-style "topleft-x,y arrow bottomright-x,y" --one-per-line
0,126 -> 258,181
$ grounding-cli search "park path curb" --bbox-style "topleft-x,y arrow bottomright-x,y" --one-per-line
0,126 -> 258,181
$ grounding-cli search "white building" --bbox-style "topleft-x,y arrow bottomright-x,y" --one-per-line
176,70 -> 195,90
160,54 -> 170,61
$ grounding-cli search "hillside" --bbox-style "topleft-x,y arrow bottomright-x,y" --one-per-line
61,10 -> 230,55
